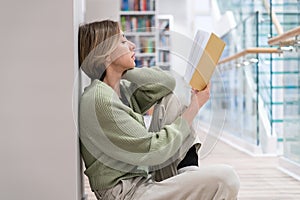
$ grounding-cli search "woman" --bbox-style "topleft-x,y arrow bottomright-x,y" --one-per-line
78,20 -> 239,200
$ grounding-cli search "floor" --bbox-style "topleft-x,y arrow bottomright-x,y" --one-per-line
83,139 -> 300,200
201,140 -> 300,200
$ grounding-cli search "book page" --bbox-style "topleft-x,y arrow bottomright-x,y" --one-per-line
184,30 -> 210,83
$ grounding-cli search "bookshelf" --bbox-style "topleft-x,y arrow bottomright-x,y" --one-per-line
157,15 -> 173,70
120,0 -> 157,68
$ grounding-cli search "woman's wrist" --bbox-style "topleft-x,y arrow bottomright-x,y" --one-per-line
182,104 -> 199,126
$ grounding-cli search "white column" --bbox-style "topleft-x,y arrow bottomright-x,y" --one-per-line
0,1 -> 82,199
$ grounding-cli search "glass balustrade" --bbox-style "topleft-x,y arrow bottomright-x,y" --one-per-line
198,13 -> 261,145
210,0 -> 299,152
211,0 -> 300,171
282,50 -> 300,163
270,0 -> 300,164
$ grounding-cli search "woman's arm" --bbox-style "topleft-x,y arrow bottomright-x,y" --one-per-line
122,67 -> 176,114
182,84 -> 210,126
80,83 -> 190,167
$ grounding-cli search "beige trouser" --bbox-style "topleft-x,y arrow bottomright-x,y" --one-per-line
94,93 -> 240,200
149,92 -> 201,181
95,164 -> 240,200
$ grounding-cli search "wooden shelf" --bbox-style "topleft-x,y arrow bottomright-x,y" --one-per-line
120,0 -> 158,67
120,11 -> 155,15
124,32 -> 156,36
135,53 -> 156,57
157,15 -> 173,70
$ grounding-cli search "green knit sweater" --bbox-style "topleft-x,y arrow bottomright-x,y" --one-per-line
79,67 -> 192,191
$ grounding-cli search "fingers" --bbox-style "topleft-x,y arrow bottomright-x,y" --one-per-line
202,83 -> 210,91
191,88 -> 198,94
191,82 -> 211,93
206,83 -> 211,90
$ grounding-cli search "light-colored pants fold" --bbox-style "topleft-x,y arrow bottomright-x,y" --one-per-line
95,93 -> 240,200
95,164 -> 240,200
149,92 -> 201,181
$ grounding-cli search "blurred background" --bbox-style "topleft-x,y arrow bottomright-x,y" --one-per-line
0,0 -> 299,199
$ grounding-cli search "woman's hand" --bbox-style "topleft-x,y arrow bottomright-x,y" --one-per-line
191,83 -> 210,110
182,83 -> 211,126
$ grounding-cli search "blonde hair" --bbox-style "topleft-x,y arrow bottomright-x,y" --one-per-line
78,20 -> 120,80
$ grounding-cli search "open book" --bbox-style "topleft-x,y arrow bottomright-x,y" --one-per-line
184,30 -> 226,91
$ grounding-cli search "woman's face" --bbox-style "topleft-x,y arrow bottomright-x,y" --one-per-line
109,31 -> 136,71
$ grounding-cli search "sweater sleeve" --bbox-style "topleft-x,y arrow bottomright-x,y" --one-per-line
90,83 -> 191,166
122,67 -> 176,114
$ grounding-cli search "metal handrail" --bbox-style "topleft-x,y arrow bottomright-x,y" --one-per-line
218,47 -> 281,65
268,26 -> 300,46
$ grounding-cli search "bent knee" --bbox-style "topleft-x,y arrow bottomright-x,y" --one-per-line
183,165 -> 240,199
216,165 -> 240,196
197,164 -> 240,196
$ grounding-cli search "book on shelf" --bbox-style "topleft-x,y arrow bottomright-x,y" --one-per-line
121,0 -> 155,11
184,29 -> 226,91
120,15 -> 155,32
135,57 -> 155,67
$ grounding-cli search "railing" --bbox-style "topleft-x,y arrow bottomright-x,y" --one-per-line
213,0 -> 300,171
219,47 -> 281,64
200,7 -> 292,153
267,22 -> 300,164
200,12 -> 262,146
268,26 -> 300,46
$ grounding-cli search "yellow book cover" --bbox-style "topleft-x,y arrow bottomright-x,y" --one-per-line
184,30 -> 226,91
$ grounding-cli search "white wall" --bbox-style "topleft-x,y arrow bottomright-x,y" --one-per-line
188,0 -> 214,34
0,1 -> 82,199
211,0 -> 237,36
158,0 -> 192,37
158,0 -> 193,74
85,0 -> 120,22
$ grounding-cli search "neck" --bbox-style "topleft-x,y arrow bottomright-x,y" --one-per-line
103,66 -> 123,97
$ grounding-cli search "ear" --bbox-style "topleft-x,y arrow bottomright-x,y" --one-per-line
104,54 -> 112,66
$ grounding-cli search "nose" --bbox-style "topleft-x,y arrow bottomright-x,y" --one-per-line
128,40 -> 136,51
